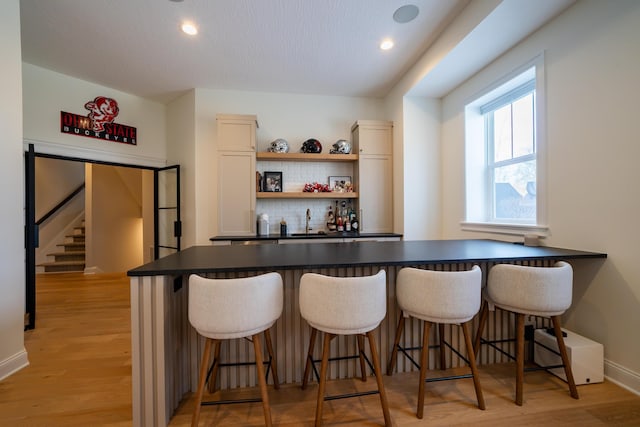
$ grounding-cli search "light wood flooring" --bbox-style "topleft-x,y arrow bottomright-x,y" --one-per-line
1,272 -> 639,426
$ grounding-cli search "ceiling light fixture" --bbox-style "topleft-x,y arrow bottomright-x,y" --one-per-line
380,39 -> 394,51
393,4 -> 419,23
181,22 -> 198,36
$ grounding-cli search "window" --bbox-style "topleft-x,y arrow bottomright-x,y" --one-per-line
484,81 -> 536,222
463,55 -> 547,235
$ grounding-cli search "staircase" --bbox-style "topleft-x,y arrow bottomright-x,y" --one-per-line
38,221 -> 86,273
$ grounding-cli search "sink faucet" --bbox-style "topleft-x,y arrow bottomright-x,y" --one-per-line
305,208 -> 311,234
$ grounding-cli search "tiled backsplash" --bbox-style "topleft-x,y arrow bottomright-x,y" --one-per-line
256,160 -> 355,234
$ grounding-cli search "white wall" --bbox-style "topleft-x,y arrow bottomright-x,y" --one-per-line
383,0 -> 502,239
192,90 -> 385,244
166,90 -> 196,248
440,0 -> 640,389
86,164 -> 144,272
23,63 -> 167,168
402,97 -> 441,240
142,169 -> 155,263
0,0 -> 28,380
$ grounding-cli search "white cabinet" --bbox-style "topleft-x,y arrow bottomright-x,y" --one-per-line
217,114 -> 257,235
352,120 -> 393,233
216,114 -> 257,152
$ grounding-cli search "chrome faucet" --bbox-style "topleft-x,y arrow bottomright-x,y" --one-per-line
305,208 -> 311,234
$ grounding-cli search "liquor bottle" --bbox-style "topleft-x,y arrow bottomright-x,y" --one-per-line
351,211 -> 359,233
345,216 -> 351,232
337,215 -> 344,232
327,205 -> 336,232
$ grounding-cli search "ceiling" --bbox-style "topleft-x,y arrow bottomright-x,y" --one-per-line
19,0 -> 574,104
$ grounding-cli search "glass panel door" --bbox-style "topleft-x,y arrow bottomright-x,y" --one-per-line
25,144 -> 36,330
154,165 -> 181,259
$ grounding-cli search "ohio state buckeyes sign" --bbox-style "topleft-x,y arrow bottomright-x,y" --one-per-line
61,96 -> 137,145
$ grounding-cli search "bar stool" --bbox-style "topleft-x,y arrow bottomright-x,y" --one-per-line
473,261 -> 579,405
387,266 -> 485,419
188,272 -> 283,426
299,270 -> 391,427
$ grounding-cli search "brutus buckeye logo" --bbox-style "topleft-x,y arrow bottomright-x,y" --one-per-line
84,96 -> 120,132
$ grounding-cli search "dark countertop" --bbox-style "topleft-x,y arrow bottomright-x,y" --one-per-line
210,232 -> 403,241
128,239 -> 606,277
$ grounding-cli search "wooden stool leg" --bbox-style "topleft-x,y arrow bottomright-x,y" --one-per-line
367,331 -> 392,427
253,334 -> 273,427
516,313 -> 525,406
417,321 -> 432,419
387,313 -> 405,375
208,340 -> 222,393
302,328 -> 318,390
192,338 -> 212,427
315,332 -> 333,427
438,323 -> 446,370
264,329 -> 280,390
357,334 -> 367,381
551,316 -> 579,399
473,300 -> 488,356
462,321 -> 486,410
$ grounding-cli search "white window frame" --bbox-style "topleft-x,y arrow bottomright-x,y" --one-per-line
461,54 -> 548,237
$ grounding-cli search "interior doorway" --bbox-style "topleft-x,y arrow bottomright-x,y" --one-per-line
24,145 -> 181,330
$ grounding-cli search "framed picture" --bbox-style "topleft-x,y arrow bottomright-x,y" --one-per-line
263,171 -> 282,192
329,175 -> 352,192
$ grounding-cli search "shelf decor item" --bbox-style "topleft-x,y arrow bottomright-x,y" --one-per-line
263,171 -> 282,192
303,182 -> 331,192
329,176 -> 352,192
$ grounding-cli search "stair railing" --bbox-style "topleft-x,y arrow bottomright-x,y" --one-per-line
36,183 -> 85,226
35,183 -> 85,248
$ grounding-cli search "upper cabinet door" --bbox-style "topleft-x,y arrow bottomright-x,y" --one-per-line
351,120 -> 393,155
216,114 -> 258,152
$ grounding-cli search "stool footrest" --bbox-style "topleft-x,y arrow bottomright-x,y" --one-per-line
477,337 -> 517,361
202,397 -> 262,406
207,356 -> 275,389
396,343 -> 463,371
324,389 -> 379,401
426,373 -> 473,382
308,353 -> 375,382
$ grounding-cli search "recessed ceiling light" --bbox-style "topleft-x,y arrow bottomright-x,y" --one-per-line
181,22 -> 198,36
393,4 -> 419,23
380,39 -> 394,51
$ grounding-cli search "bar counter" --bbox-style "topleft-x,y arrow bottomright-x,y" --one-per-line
127,239 -> 606,426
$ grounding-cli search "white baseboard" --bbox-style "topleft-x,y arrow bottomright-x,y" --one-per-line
84,266 -> 104,274
605,358 -> 640,396
0,349 -> 29,381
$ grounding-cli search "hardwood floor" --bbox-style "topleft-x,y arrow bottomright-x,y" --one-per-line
0,273 -> 131,426
1,272 -> 639,426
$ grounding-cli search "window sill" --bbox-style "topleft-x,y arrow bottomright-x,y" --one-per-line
460,221 -> 549,237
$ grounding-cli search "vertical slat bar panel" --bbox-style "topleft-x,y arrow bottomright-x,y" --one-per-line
130,277 -> 143,427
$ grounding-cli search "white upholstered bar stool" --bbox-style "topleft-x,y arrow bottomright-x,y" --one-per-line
473,261 -> 579,406
387,266 -> 485,419
188,272 -> 283,427
299,270 -> 392,427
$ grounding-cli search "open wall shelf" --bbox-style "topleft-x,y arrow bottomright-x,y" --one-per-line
257,192 -> 358,199
257,153 -> 357,162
